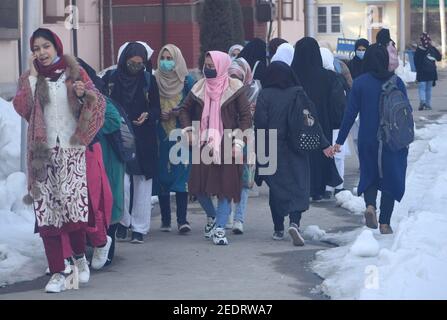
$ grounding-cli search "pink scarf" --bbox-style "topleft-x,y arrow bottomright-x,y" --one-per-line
200,51 -> 231,163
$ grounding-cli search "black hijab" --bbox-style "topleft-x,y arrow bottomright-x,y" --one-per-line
238,38 -> 267,81
363,43 -> 394,80
114,42 -> 148,107
262,61 -> 299,89
291,37 -> 323,85
376,28 -> 391,46
77,57 -> 106,95
348,38 -> 370,79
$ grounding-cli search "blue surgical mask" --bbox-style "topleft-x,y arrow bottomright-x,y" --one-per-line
159,60 -> 175,72
356,51 -> 365,60
204,67 -> 217,79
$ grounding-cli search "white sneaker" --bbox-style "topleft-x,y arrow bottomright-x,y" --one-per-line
91,236 -> 112,270
74,255 -> 90,284
225,212 -> 234,229
232,220 -> 244,234
288,223 -> 305,247
45,259 -> 72,276
45,273 -> 66,293
212,227 -> 229,245
204,217 -> 216,239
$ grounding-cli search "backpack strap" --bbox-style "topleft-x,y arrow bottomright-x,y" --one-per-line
252,61 -> 260,75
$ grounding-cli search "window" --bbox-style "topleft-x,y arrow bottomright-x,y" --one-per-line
368,5 -> 383,25
317,5 -> 341,34
43,0 -> 71,24
282,0 -> 294,20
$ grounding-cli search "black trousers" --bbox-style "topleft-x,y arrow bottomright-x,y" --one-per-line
106,223 -> 119,264
269,191 -> 303,232
363,184 -> 395,225
159,192 -> 189,226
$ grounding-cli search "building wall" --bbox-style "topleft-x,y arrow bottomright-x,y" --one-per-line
0,0 -> 101,98
271,0 -> 306,44
314,0 -> 401,51
104,0 -> 268,69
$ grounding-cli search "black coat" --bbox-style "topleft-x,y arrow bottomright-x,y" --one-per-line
103,70 -> 161,179
414,46 -> 442,83
254,86 -> 311,215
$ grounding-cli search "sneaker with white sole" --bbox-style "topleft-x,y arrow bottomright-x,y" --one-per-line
45,258 -> 72,276
91,236 -> 112,270
204,217 -> 216,239
74,255 -> 90,284
212,227 -> 229,245
232,220 -> 244,234
45,273 -> 66,293
288,223 -> 305,246
160,224 -> 172,232
272,231 -> 284,240
178,223 -> 192,234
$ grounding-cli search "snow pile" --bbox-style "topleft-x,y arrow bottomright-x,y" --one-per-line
303,225 -> 326,241
313,115 -> 447,299
335,190 -> 365,215
349,230 -> 380,258
0,98 -> 21,180
0,99 -> 45,287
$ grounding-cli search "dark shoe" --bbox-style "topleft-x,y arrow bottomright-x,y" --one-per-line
312,195 -> 323,202
160,224 -> 172,232
323,191 -> 333,200
379,224 -> 394,234
288,223 -> 305,246
365,205 -> 379,229
130,232 -> 144,244
334,188 -> 346,195
272,231 -> 284,240
116,224 -> 129,242
418,102 -> 425,111
178,223 -> 192,234
424,104 -> 432,110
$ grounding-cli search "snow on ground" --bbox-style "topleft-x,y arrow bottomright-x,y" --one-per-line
0,98 -> 45,287
313,115 -> 447,299
303,225 -> 326,241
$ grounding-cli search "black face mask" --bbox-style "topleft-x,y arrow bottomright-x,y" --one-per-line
203,67 -> 217,79
127,61 -> 145,75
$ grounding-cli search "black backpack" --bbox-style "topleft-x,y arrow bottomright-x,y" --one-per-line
104,96 -> 137,163
377,75 -> 414,177
287,87 -> 328,153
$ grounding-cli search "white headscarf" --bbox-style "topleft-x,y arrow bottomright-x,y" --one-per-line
320,47 -> 335,72
117,41 -> 154,62
271,43 -> 294,66
228,44 -> 244,57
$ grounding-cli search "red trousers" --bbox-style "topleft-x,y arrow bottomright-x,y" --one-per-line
42,229 -> 86,274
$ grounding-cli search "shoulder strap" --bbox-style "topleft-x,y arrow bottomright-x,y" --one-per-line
252,61 -> 260,75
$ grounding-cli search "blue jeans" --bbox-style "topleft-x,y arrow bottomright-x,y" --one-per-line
418,81 -> 433,106
233,187 -> 250,223
197,195 -> 231,228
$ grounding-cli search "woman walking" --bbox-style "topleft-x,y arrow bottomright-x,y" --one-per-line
179,51 -> 252,245
334,44 -> 411,234
154,44 -> 195,233
13,28 -> 105,292
103,42 -> 161,244
255,61 -> 333,245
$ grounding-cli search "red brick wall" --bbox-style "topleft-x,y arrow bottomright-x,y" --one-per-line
103,0 -> 266,69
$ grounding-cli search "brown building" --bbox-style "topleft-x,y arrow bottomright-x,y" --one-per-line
102,0 -> 268,69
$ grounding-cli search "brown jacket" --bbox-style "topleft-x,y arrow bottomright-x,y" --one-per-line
179,78 -> 252,202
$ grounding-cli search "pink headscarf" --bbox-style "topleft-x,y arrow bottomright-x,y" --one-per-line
200,51 -> 232,163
